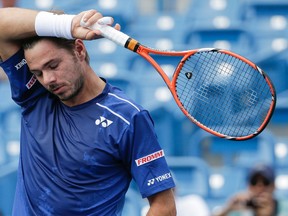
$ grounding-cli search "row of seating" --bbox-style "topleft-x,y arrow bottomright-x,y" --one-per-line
0,0 -> 287,215
13,0 -> 288,95
1,155 -> 287,216
0,87 -> 287,215
123,155 -> 288,215
0,82 -> 287,163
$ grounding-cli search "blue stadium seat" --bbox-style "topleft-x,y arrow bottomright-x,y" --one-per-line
185,129 -> 277,168
78,0 -> 137,30
0,160 -> 18,216
85,39 -> 133,76
0,82 -> 21,163
127,50 -> 184,77
122,188 -> 143,216
184,27 -> 256,56
186,0 -> 246,28
244,0 -> 288,32
274,136 -> 288,169
148,103 -> 179,156
146,101 -> 199,156
126,70 -> 173,108
166,156 -> 210,198
0,138 -> 7,165
0,82 -> 14,111
271,90 -> 288,125
127,13 -> 187,47
19,0 -> 137,30
233,131 -> 277,168
169,114 -> 199,156
208,166 -> 246,199
106,75 -> 140,103
255,54 -> 288,94
206,165 -> 247,211
243,1 -> 288,54
0,107 -> 21,163
274,168 -> 288,199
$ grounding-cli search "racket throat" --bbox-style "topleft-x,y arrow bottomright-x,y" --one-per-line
124,38 -> 140,52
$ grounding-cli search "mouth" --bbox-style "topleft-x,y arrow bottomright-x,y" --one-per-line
50,85 -> 65,95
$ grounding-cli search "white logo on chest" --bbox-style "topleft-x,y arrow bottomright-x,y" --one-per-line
95,116 -> 113,128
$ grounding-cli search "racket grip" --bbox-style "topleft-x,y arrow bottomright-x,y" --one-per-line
80,16 -> 129,47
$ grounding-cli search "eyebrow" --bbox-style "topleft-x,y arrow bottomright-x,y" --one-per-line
29,58 -> 58,73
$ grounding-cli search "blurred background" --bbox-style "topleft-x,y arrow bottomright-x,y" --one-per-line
0,0 -> 287,215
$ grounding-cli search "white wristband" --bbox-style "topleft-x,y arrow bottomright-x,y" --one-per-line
35,11 -> 76,39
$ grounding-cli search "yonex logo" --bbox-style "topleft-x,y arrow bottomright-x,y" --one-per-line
15,58 -> 27,70
147,172 -> 172,186
95,116 -> 113,128
147,179 -> 155,186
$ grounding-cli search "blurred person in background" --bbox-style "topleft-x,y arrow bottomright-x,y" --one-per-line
213,164 -> 288,216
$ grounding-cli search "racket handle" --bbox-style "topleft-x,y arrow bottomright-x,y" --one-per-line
80,16 -> 129,47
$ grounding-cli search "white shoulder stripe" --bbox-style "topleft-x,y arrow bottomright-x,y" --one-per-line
108,93 -> 141,112
96,103 -> 130,125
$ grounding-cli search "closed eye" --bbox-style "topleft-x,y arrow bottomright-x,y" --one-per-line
49,62 -> 59,70
30,70 -> 42,77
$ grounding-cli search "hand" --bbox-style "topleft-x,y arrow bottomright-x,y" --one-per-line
71,9 -> 120,40
213,192 -> 251,216
252,192 -> 275,216
226,192 -> 252,212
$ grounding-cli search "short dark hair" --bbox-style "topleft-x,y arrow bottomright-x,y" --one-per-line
247,164 -> 275,184
22,36 -> 90,63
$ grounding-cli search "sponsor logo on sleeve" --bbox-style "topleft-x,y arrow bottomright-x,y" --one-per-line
135,149 -> 164,167
14,58 -> 37,89
147,172 -> 172,186
15,59 -> 27,70
26,74 -> 37,89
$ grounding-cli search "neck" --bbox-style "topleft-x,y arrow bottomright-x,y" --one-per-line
63,68 -> 105,107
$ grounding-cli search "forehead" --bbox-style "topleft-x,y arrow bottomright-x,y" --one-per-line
251,174 -> 267,180
24,39 -> 68,66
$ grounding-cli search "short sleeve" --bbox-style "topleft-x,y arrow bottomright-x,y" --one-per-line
0,49 -> 45,107
120,110 -> 175,198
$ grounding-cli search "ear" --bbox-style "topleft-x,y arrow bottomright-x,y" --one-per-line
74,39 -> 87,61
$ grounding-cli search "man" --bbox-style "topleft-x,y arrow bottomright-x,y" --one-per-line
0,7 -> 176,216
213,164 -> 279,216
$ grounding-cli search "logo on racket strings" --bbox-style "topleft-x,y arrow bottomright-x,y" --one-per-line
185,72 -> 192,79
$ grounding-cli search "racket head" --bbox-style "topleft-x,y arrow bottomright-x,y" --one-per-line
171,48 -> 276,140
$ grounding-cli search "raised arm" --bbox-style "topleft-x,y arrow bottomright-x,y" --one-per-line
0,7 -> 118,61
0,8 -> 38,60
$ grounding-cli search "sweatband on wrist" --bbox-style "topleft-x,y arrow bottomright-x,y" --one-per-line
35,11 -> 76,39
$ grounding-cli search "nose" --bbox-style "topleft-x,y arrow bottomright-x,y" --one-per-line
42,71 -> 56,85
253,182 -> 268,193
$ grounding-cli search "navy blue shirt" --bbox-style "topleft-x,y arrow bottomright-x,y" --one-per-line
1,49 -> 175,216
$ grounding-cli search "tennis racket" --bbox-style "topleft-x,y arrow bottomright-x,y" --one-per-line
81,17 -> 276,141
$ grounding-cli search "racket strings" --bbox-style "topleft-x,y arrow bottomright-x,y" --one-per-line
175,51 -> 273,138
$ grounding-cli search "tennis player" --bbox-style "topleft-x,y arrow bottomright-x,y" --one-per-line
0,7 -> 176,216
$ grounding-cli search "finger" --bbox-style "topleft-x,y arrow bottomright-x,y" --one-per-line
82,11 -> 103,27
81,9 -> 98,22
114,23 -> 121,31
